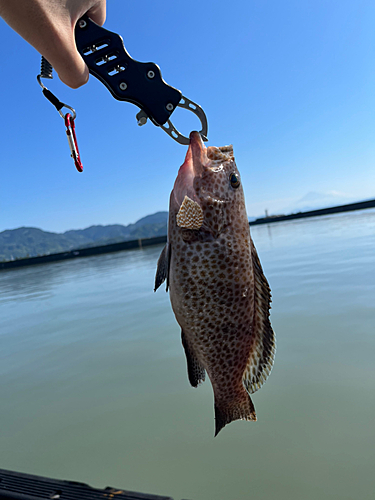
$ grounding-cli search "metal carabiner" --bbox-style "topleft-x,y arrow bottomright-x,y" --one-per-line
64,113 -> 83,172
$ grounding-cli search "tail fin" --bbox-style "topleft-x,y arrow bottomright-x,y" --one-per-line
214,390 -> 257,436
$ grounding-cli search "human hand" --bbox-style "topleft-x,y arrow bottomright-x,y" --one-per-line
0,0 -> 106,88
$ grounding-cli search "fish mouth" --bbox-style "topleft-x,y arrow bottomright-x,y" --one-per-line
172,131 -> 207,208
172,132 -> 234,228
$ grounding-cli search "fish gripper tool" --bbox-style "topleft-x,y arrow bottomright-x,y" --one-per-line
75,15 -> 208,145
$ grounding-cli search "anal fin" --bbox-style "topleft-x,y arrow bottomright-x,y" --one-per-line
181,330 -> 206,388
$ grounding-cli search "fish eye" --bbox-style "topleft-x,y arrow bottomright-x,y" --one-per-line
229,172 -> 240,189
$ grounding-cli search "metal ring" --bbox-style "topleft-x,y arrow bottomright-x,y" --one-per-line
58,104 -> 77,121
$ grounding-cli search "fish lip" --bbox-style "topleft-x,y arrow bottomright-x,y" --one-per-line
189,131 -> 206,176
172,131 -> 207,208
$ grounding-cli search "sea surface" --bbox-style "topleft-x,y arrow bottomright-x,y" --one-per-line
1,209 -> 375,500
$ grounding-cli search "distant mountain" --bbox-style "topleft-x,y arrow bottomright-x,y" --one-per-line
0,212 -> 168,261
280,191 -> 356,215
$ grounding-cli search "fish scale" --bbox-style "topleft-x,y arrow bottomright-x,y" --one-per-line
155,131 -> 275,435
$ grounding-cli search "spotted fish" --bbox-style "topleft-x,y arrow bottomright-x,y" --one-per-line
155,131 -> 276,435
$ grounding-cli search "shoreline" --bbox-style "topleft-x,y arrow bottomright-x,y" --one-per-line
1,198 -> 374,270
0,236 -> 168,271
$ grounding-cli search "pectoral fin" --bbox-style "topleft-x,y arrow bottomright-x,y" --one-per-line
242,238 -> 276,394
176,196 -> 204,230
181,330 -> 206,387
154,243 -> 171,292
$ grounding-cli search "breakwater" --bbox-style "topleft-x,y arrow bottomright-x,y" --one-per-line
0,235 -> 168,270
249,198 -> 375,226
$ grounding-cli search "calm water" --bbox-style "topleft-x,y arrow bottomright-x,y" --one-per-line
1,210 -> 375,500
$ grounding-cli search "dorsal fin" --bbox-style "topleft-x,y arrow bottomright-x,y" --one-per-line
242,237 -> 276,394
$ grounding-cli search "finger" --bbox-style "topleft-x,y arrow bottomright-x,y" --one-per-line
45,29 -> 90,89
87,1 -> 106,26
56,54 -> 89,89
57,2 -> 106,87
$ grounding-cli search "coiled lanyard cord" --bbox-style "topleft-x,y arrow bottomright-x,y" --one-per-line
37,57 -> 83,173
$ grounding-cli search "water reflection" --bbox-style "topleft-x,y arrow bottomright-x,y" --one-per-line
0,246 -> 163,304
251,207 -> 375,252
0,210 -> 375,500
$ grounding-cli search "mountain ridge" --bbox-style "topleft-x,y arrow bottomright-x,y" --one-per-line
0,212 -> 168,261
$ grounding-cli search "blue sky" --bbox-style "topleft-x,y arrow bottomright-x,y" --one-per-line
1,0 -> 375,232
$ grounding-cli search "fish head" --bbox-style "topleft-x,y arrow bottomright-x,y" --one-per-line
170,131 -> 246,238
